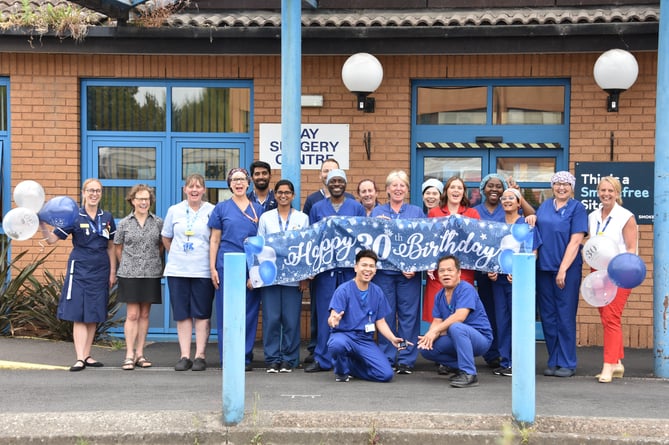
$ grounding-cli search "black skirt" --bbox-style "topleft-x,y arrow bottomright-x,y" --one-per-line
117,277 -> 162,304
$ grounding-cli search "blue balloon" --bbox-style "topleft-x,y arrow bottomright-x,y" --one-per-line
607,253 -> 646,289
498,249 -> 514,274
37,196 -> 78,228
511,223 -> 532,242
258,260 -> 277,285
245,236 -> 265,255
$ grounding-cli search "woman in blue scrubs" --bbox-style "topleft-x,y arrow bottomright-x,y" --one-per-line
209,168 -> 264,371
371,170 -> 424,374
535,171 -> 588,377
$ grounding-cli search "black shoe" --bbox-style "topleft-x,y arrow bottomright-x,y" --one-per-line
266,362 -> 280,373
304,361 -> 328,373
69,360 -> 86,372
191,358 -> 207,371
438,364 -> 457,376
543,366 -> 558,376
450,372 -> 479,388
554,367 -> 575,377
335,373 -> 350,382
396,364 -> 413,375
245,363 -> 253,372
279,361 -> 293,373
493,367 -> 512,377
304,353 -> 315,364
175,357 -> 192,371
449,370 -> 463,381
84,356 -> 104,368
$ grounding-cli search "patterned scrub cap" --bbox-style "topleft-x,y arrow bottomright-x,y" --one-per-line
550,171 -> 575,188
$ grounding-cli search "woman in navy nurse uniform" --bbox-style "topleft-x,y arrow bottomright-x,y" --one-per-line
209,167 -> 264,371
535,171 -> 588,378
39,178 -> 116,372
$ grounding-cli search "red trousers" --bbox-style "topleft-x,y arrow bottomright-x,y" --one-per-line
598,286 -> 631,363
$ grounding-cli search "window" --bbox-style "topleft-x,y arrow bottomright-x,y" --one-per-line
412,78 -> 570,207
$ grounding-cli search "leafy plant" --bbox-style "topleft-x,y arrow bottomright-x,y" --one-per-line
0,0 -> 94,42
0,235 -> 53,335
132,0 -> 190,28
14,269 -> 122,342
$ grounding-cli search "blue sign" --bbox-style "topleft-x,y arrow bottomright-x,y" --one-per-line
244,215 -> 535,287
575,162 -> 654,224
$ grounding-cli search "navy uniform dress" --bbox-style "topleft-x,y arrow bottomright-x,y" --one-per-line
55,207 -> 116,323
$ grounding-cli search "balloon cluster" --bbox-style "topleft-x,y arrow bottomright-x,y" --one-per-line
244,236 -> 278,287
2,180 -> 79,241
580,237 -> 646,307
497,223 -> 532,274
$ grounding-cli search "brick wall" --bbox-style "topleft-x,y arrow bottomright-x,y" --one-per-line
1,51 -> 657,348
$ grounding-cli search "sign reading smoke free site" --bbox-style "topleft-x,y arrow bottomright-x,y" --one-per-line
574,162 -> 654,224
259,123 -> 350,170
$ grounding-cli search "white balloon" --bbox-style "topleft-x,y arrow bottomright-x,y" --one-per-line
580,270 -> 618,307
500,234 -> 521,253
257,246 -> 277,263
2,207 -> 40,241
13,180 -> 45,213
582,236 -> 620,270
248,266 -> 263,288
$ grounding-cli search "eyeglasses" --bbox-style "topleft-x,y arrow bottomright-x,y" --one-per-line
229,177 -> 247,183
276,191 -> 293,196
85,189 -> 102,194
552,182 -> 571,188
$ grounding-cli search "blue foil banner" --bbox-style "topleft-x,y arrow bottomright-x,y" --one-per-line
244,215 -> 534,288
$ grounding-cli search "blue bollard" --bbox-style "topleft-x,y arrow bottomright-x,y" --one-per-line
222,252 -> 246,426
512,253 -> 536,424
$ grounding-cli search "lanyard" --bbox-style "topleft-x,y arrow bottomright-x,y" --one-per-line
185,205 -> 201,236
277,209 -> 293,231
596,216 -> 612,235
88,212 -> 102,234
240,203 -> 259,224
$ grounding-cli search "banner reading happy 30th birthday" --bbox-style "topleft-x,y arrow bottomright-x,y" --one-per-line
244,215 -> 535,288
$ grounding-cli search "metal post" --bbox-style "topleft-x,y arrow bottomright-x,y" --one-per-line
654,0 -> 669,378
281,0 -> 302,206
222,252 -> 246,425
512,253 -> 536,424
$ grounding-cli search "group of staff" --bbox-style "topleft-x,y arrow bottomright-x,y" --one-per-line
38,165 -> 637,386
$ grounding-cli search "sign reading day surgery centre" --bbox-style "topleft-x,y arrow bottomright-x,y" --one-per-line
259,124 -> 350,170
574,162 -> 654,224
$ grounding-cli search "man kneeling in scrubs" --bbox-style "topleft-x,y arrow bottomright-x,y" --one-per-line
326,249 -> 411,382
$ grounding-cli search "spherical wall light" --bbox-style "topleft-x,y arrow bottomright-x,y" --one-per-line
593,49 -> 639,112
341,53 -> 384,112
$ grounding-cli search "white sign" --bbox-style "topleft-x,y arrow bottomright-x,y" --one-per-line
259,123 -> 350,170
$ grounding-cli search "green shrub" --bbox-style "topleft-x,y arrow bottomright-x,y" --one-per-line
0,234 -> 123,342
0,235 -> 53,335
16,269 -> 122,342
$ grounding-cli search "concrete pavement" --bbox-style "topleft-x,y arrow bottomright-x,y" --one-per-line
0,336 -> 668,444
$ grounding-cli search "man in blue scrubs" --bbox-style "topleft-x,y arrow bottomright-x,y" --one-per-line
417,255 -> 493,388
305,169 -> 365,372
327,249 -> 409,382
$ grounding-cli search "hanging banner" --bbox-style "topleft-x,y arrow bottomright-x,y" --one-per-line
259,123 -> 350,170
244,215 -> 535,288
575,162 -> 654,224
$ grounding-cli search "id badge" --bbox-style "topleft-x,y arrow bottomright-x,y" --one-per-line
365,323 -> 375,333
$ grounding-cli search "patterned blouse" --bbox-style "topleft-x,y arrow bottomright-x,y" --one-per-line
114,212 -> 164,278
